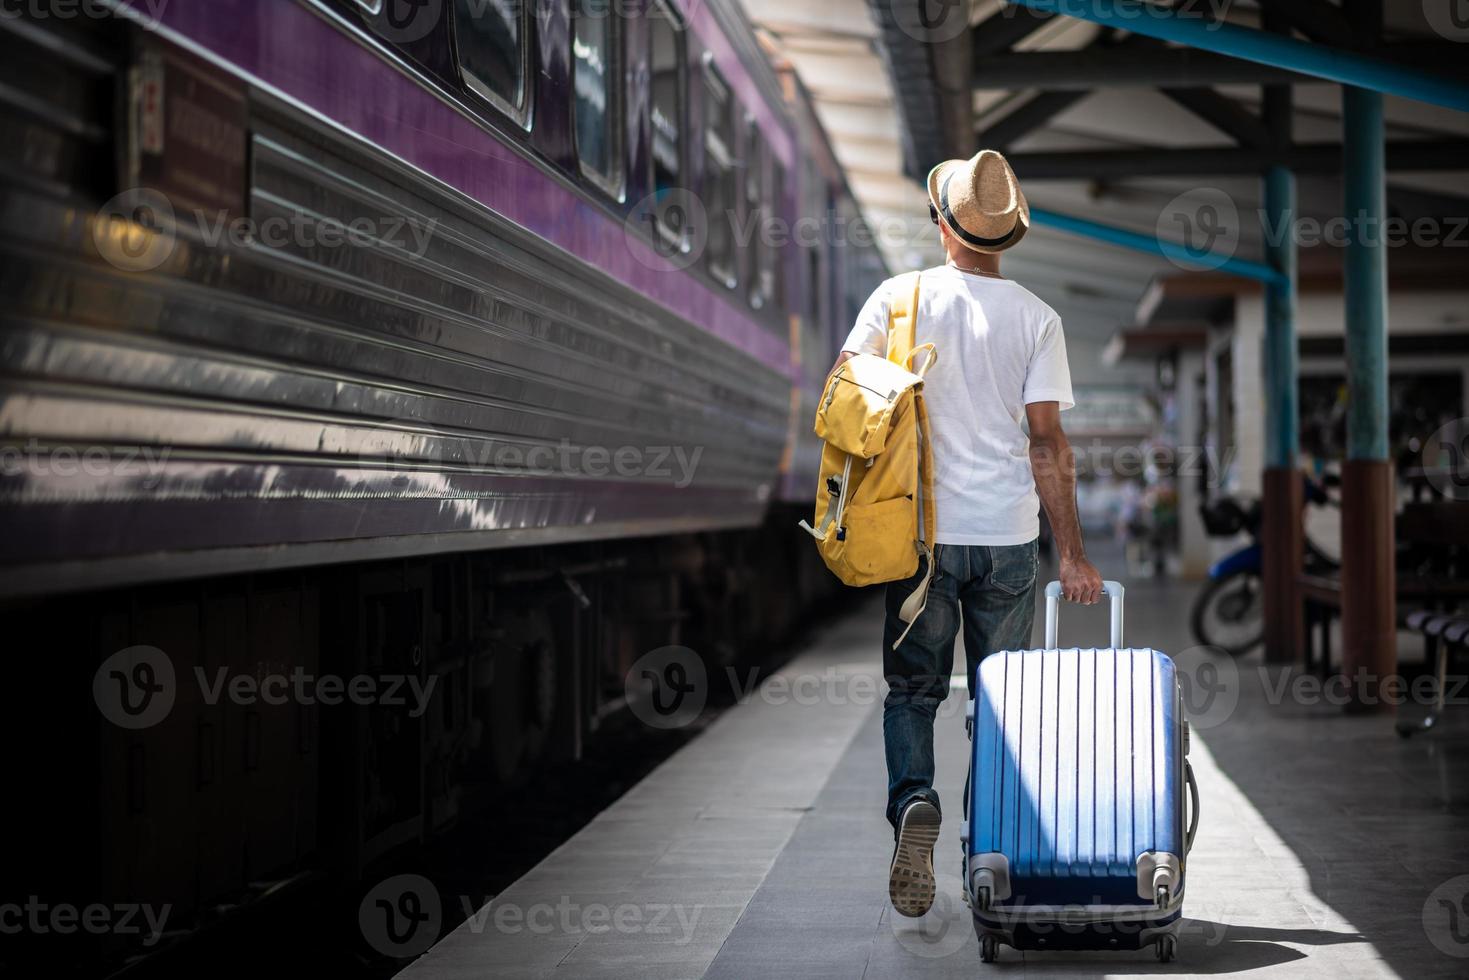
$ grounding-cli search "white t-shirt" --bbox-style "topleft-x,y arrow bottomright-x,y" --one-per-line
841,265 -> 1074,546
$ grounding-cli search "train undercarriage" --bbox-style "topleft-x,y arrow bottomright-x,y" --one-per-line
5,507 -> 840,975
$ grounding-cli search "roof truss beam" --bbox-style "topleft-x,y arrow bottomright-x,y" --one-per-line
1006,140 -> 1469,178
1159,87 -> 1274,150
974,47 -> 1307,89
970,6 -> 1055,58
977,89 -> 1090,147
1261,0 -> 1354,47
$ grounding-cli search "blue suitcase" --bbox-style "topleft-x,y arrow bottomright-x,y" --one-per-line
963,581 -> 1198,963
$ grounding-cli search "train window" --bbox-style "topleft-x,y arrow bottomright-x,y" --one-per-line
452,0 -> 529,125
744,118 -> 767,310
648,1 -> 684,247
573,0 -> 623,196
766,159 -> 785,309
807,247 -> 822,327
703,57 -> 737,289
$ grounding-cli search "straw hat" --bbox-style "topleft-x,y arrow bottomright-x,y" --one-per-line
926,149 -> 1029,254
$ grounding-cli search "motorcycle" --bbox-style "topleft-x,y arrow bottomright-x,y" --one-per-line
1191,477 -> 1338,656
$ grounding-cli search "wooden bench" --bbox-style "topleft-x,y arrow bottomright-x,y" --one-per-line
1297,500 -> 1469,676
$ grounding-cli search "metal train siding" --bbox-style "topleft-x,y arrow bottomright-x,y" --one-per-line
0,1 -> 885,973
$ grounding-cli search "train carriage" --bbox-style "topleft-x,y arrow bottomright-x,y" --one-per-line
1,0 -> 832,589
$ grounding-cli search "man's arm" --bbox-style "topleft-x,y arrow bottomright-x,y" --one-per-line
1026,401 -> 1103,605
826,350 -> 855,380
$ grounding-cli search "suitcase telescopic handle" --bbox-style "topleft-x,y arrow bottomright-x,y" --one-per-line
1043,580 -> 1124,649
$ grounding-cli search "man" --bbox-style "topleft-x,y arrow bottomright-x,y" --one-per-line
829,149 -> 1103,918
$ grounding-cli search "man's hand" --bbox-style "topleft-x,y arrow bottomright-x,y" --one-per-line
1059,555 -> 1103,605
826,350 -> 855,382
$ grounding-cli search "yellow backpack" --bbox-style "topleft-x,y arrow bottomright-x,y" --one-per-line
799,272 -> 937,648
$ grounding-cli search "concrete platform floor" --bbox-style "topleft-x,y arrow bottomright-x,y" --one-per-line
399,564 -> 1469,979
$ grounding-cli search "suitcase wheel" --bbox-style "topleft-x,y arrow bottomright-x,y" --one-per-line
980,934 -> 1000,963
1156,935 -> 1177,962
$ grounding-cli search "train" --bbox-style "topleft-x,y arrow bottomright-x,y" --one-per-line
0,0 -> 887,972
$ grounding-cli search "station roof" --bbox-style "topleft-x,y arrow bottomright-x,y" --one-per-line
740,0 -> 1469,353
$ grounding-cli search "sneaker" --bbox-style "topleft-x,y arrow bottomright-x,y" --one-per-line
888,799 -> 940,917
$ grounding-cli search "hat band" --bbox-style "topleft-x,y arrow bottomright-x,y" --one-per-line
940,173 -> 1020,249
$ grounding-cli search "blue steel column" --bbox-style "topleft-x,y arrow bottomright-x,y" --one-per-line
1339,84 -> 1396,712
1343,89 -> 1389,462
1261,164 -> 1303,664
1263,167 -> 1298,470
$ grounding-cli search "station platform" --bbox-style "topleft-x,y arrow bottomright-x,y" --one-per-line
399,566 -> 1469,979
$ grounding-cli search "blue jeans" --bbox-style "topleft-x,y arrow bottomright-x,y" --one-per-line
883,540 -> 1038,829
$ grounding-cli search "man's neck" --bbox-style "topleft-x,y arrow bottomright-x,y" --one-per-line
945,251 -> 1002,277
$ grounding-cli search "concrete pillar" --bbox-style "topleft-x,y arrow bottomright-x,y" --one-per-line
1340,84 -> 1396,713
1176,349 -> 1210,579
1230,301 -> 1265,499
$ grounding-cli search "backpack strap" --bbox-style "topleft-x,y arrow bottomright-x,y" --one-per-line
798,454 -> 854,542
905,342 -> 938,380
885,271 -> 922,367
892,395 -> 938,649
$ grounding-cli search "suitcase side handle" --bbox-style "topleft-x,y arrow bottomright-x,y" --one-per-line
1043,579 -> 1124,648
